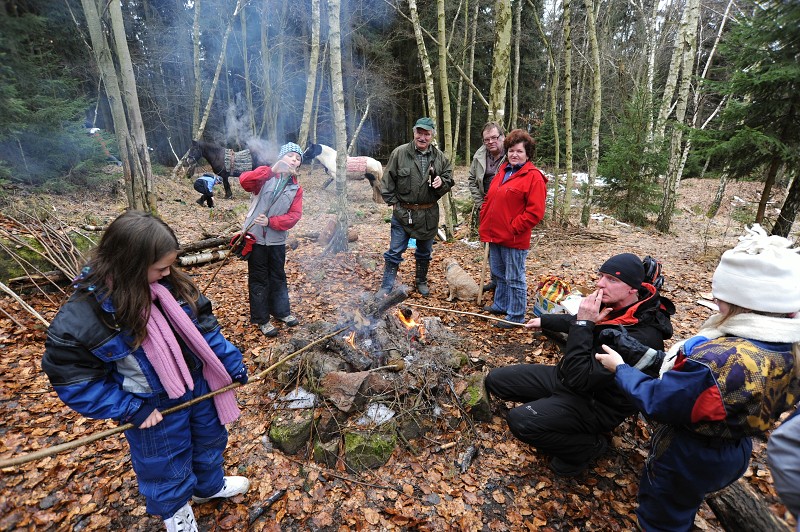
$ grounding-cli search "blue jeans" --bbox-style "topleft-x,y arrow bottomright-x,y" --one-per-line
383,217 -> 433,266
247,243 -> 290,323
488,243 -> 528,322
125,374 -> 228,518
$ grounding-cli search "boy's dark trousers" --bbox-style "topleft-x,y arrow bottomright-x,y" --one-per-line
193,180 -> 214,207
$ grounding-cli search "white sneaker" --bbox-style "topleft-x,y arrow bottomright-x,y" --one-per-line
164,502 -> 198,532
192,476 -> 250,504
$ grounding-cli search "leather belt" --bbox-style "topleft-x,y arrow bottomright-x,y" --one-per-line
400,202 -> 435,210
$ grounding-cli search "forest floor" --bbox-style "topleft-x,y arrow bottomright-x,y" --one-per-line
0,161 -> 796,531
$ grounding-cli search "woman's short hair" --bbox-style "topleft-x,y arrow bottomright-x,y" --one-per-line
504,129 -> 536,160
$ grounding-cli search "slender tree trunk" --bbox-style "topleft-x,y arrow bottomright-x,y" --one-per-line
773,168 -> 800,237
653,0 -> 691,149
656,0 -> 699,232
488,0 -> 511,124
195,0 -> 243,140
81,0 -> 153,211
561,0 -> 574,222
437,0 -> 455,238
511,0 -> 522,129
192,0 -> 201,136
452,0 -> 469,159
348,98 -> 370,155
409,0 -> 437,132
298,0 -> 321,149
326,0 -> 349,253
108,0 -> 154,211
580,0 -> 601,226
241,8 -> 255,136
464,1 -> 478,163
707,170 -> 730,218
529,0 -> 559,219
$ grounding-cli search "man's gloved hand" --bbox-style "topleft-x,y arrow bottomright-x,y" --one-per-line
231,365 -> 248,385
598,327 -> 664,376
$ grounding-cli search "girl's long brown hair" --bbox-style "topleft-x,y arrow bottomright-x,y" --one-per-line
79,211 -> 199,348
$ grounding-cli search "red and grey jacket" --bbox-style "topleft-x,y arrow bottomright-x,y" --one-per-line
478,160 -> 547,250
542,284 -> 675,428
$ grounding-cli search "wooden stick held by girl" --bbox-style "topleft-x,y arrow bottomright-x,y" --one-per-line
42,211 -> 250,532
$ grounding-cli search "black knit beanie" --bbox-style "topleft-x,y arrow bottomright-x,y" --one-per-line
599,253 -> 644,289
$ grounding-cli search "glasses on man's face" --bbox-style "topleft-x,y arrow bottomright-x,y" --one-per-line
483,135 -> 501,144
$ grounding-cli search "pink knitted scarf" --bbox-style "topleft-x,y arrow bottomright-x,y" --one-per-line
140,283 -> 240,425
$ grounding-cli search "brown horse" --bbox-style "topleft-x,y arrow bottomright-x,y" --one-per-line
186,140 -> 271,198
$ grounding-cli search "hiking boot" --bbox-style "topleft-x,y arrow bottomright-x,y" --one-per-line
377,261 -> 399,297
493,320 -> 517,329
549,437 -> 608,477
164,502 -> 197,532
208,198 -> 214,208
482,280 -> 497,292
192,476 -> 250,504
278,315 -> 299,327
196,197 -> 205,206
415,259 -> 431,297
259,323 -> 278,337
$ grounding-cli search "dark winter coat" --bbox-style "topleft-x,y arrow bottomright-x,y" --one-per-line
380,141 -> 453,240
542,284 -> 675,428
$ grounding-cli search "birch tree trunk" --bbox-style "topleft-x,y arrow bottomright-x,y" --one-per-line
773,168 -> 800,237
409,0 -> 437,131
580,0 -> 601,226
530,0 -> 560,219
656,0 -> 699,232
192,0 -> 201,136
326,0 -> 350,254
81,0 -> 153,211
195,0 -> 243,140
511,0 -> 522,129
464,2 -> 478,163
240,9 -> 255,136
652,0 -> 691,149
488,0 -> 512,123
561,0 -> 575,222
298,0 -> 321,149
437,0 -> 455,239
451,0 -> 469,159
107,0 -> 155,211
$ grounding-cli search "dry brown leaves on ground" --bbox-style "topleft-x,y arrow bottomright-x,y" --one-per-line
0,168 -> 796,530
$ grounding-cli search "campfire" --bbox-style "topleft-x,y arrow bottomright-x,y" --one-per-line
257,286 -> 487,472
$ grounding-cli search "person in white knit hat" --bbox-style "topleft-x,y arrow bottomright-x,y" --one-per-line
595,224 -> 800,532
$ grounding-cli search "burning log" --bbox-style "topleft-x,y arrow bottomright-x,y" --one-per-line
360,286 -> 410,320
326,333 -> 373,371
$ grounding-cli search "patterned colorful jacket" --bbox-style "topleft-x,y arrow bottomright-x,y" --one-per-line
615,334 -> 800,439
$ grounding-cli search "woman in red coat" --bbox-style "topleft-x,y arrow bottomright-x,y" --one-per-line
479,129 -> 548,327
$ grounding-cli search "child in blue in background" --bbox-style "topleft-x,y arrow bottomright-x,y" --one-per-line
42,211 -> 250,532
194,172 -> 222,208
596,224 -> 800,532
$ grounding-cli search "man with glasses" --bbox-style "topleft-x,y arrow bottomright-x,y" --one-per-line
469,121 -> 506,293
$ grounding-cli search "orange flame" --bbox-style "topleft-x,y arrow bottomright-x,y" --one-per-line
345,330 -> 356,347
397,309 -> 418,328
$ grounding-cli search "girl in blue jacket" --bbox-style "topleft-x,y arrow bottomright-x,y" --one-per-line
596,225 -> 800,532
43,211 -> 249,532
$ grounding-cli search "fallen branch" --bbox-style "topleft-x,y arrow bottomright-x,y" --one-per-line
404,302 -> 526,327
0,281 -> 49,328
0,326 -> 347,469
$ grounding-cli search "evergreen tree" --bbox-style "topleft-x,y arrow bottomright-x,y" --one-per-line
695,0 -> 800,229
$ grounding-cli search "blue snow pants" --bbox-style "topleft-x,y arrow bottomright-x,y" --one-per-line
637,427 -> 752,532
124,372 -> 228,518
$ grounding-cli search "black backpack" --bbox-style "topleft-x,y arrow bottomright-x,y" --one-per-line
642,255 -> 664,289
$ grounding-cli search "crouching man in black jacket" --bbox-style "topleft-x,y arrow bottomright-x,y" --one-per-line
485,253 -> 674,476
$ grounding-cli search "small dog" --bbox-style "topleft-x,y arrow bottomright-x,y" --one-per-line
444,257 -> 480,301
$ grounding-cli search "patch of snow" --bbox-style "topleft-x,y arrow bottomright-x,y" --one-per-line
356,403 -> 396,426
275,387 -> 316,409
